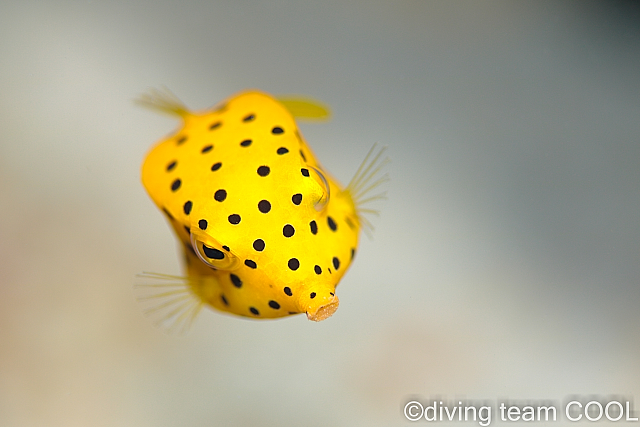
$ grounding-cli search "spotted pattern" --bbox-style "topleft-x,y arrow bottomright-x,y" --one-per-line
253,239 -> 265,251
258,200 -> 271,213
327,216 -> 337,231
288,258 -> 300,270
142,90 -> 365,321
269,300 -> 280,309
283,224 -> 295,237
345,217 -> 355,229
230,274 -> 242,288
183,201 -> 192,215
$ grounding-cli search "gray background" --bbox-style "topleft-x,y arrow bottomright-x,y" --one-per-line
1,1 -> 639,426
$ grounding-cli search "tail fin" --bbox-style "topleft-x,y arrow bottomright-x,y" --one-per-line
135,86 -> 191,117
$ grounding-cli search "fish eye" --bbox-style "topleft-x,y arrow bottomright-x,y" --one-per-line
189,231 -> 240,270
308,166 -> 330,211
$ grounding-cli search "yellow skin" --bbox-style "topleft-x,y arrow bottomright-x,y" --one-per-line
141,90 -> 377,322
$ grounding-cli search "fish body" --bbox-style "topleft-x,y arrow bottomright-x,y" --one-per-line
139,89 -> 386,324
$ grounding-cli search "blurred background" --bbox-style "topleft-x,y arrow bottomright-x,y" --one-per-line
1,1 -> 639,426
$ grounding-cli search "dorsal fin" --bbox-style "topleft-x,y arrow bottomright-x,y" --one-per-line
276,96 -> 331,121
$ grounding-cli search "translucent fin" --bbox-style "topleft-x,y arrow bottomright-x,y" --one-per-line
135,272 -> 203,334
345,143 -> 390,237
276,96 -> 331,120
134,86 -> 191,117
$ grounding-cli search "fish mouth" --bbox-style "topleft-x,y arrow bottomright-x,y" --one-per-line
306,296 -> 339,322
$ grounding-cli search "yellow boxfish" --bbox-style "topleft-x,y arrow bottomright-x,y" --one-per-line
137,87 -> 387,329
